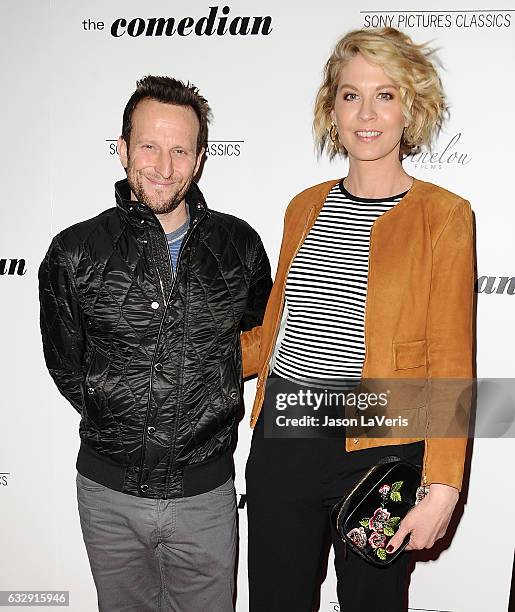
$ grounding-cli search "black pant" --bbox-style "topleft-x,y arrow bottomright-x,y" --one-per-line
246,386 -> 425,612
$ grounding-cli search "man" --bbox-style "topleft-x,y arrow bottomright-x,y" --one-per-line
39,76 -> 271,611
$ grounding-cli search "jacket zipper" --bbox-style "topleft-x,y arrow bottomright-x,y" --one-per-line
156,267 -> 167,306
162,223 -> 195,494
138,209 -> 206,495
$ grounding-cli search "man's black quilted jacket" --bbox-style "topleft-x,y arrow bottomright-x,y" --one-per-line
39,179 -> 272,498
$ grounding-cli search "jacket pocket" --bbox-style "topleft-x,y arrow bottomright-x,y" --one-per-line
393,339 -> 427,370
82,349 -> 110,427
218,354 -> 241,423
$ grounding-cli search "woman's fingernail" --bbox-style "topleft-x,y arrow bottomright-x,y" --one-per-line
386,545 -> 394,553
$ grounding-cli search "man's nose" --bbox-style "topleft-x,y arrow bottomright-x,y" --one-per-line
155,151 -> 173,179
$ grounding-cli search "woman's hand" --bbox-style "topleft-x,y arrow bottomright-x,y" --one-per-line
386,483 -> 459,553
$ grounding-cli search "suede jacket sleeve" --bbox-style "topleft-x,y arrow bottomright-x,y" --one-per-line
424,200 -> 475,490
240,234 -> 272,379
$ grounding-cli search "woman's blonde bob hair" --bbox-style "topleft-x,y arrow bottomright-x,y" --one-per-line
314,27 -> 447,158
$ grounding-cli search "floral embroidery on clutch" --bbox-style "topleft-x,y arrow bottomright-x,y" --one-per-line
346,480 -> 405,560
346,526 -> 367,549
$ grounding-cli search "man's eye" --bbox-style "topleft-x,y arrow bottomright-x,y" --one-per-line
143,144 -> 154,149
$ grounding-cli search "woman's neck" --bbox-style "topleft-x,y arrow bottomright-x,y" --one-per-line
344,156 -> 413,199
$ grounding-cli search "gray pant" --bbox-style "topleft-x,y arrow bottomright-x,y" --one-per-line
76,473 -> 237,612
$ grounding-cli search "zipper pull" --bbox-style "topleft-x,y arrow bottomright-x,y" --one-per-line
156,267 -> 167,307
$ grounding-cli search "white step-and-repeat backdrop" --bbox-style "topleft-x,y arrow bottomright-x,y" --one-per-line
1,1 -> 514,611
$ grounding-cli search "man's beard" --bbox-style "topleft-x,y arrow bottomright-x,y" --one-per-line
128,171 -> 192,215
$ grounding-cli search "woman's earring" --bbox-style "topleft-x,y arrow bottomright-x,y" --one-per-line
329,121 -> 340,149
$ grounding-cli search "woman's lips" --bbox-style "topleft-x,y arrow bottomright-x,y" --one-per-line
355,130 -> 382,142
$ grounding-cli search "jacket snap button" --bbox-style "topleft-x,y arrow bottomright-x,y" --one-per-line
154,363 -> 163,372
196,203 -> 202,209
87,387 -> 95,395
147,426 -> 156,435
229,391 -> 238,400
140,219 -> 145,224
140,484 -> 149,492
151,301 -> 159,310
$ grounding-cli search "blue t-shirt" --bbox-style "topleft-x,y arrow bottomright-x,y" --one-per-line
166,213 -> 189,274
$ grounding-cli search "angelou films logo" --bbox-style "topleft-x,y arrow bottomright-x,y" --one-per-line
403,133 -> 471,170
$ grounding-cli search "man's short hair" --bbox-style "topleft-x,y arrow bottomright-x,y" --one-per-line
122,75 -> 211,154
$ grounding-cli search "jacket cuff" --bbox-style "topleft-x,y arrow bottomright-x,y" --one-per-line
241,326 -> 262,379
423,437 -> 468,491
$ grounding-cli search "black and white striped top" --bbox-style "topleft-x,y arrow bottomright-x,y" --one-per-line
272,180 -> 408,386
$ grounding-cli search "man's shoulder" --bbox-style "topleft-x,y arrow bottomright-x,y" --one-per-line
53,207 -> 120,253
207,209 -> 261,241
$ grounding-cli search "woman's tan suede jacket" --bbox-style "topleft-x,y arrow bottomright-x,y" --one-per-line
241,178 -> 475,491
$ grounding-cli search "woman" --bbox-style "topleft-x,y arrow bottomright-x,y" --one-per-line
243,27 -> 474,611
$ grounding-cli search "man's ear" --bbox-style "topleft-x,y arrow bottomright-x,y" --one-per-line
118,137 -> 128,169
194,147 -> 205,176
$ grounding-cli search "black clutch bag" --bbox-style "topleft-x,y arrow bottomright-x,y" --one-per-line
331,456 -> 429,567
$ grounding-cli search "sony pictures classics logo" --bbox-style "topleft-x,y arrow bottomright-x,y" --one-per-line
107,139 -> 243,158
362,10 -> 512,29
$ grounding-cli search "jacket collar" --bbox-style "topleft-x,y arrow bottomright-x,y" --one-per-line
114,178 -> 208,229
286,178 -> 427,263
311,177 -> 424,225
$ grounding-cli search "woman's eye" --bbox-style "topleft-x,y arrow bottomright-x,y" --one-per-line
343,93 -> 358,101
378,92 -> 394,100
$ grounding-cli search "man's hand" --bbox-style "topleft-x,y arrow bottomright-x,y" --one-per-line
386,483 -> 459,553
